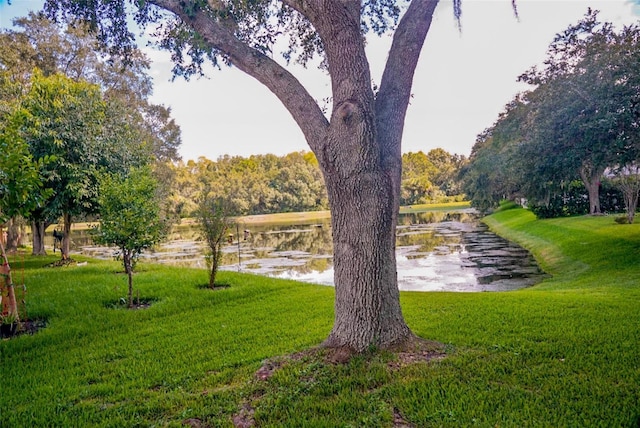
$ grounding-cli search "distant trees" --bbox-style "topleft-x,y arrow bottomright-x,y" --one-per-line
401,149 -> 466,206
169,149 -> 464,218
171,152 -> 328,218
463,10 -> 640,220
461,96 -> 528,213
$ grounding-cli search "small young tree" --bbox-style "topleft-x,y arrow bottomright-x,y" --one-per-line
93,166 -> 168,308
196,195 -> 235,289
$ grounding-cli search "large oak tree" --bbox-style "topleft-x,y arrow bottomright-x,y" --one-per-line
44,0 -> 514,351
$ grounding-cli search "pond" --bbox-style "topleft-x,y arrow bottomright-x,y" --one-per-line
63,209 -> 545,292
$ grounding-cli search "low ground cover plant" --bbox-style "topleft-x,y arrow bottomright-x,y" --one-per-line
1,205 -> 639,426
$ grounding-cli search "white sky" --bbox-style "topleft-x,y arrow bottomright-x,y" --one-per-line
2,1 -> 639,161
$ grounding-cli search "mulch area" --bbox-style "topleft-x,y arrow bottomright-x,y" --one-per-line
1,318 -> 48,339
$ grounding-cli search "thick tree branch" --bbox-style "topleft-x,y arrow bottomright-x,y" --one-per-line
310,0 -> 369,106
149,0 -> 329,152
299,0 -> 377,176
376,0 -> 439,165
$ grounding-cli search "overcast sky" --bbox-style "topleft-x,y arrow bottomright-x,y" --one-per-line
2,1 -> 639,161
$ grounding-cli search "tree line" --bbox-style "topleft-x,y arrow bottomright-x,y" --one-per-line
462,10 -> 640,223
168,149 -> 466,219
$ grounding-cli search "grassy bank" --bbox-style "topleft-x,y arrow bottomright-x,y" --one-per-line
1,205 -> 639,426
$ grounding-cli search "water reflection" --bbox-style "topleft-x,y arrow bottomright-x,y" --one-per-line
67,209 -> 545,292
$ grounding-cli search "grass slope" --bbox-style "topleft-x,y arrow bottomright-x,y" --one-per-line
1,205 -> 639,427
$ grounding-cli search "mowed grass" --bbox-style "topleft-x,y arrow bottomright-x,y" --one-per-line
1,204 -> 639,427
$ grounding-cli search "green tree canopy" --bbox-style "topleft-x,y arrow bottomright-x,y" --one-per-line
1,12 -> 182,256
518,10 -> 640,214
464,10 -> 640,218
93,166 -> 168,307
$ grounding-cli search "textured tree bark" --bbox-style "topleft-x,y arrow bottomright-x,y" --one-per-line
31,220 -> 47,256
5,218 -> 24,253
322,164 -> 411,350
316,0 -> 438,351
580,164 -> 603,215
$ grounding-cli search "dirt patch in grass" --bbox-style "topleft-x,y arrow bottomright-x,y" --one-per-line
393,407 -> 413,428
386,336 -> 448,369
182,418 -> 205,428
232,339 -> 447,427
232,403 -> 256,428
253,337 -> 446,382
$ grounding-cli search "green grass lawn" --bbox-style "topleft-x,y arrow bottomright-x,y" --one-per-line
1,205 -> 639,427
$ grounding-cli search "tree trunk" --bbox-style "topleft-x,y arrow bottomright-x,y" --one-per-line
617,165 -> 640,224
5,218 -> 25,253
579,164 -> 603,215
626,191 -> 638,224
155,0 -> 439,352
622,185 -> 639,224
585,181 -> 600,215
123,249 -> 134,308
61,212 -> 72,260
31,220 -> 47,256
209,246 -> 222,289
0,233 -> 20,320
322,166 -> 412,351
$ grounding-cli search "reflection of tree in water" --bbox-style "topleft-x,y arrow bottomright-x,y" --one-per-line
396,229 -> 444,254
251,223 -> 331,255
218,221 -> 334,271
399,210 -> 477,226
305,256 -> 331,273
76,212 -> 477,276
218,214 -> 475,271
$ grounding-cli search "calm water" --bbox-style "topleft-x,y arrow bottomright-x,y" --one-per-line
59,209 -> 545,292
